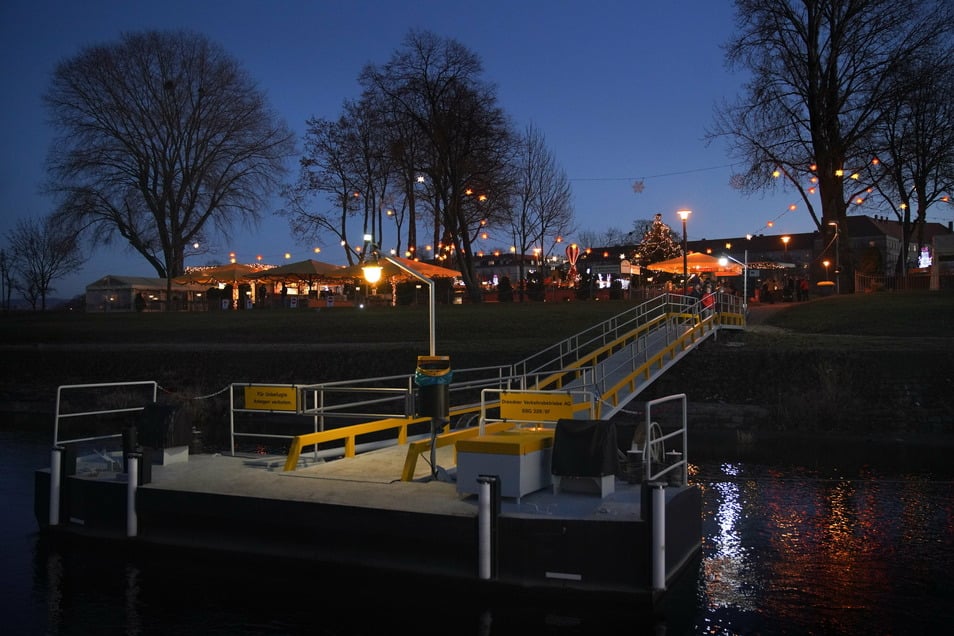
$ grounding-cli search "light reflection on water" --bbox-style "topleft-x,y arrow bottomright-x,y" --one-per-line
692,441 -> 954,635
5,426 -> 954,634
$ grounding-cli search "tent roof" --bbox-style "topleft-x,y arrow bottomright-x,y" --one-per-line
327,256 -> 461,282
646,253 -> 743,276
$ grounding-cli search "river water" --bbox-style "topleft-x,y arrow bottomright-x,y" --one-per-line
3,425 -> 952,635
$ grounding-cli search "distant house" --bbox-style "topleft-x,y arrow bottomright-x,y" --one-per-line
85,275 -> 208,312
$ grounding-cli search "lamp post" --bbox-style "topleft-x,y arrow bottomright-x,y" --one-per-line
719,249 -> 748,311
781,235 -> 790,254
677,209 -> 691,295
363,240 -> 437,356
828,221 -> 840,294
823,259 -> 831,281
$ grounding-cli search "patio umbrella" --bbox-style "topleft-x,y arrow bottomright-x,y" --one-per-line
244,259 -> 343,285
328,256 -> 461,282
646,253 -> 742,277
173,263 -> 262,286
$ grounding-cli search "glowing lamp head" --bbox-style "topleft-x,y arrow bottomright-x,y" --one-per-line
362,263 -> 383,284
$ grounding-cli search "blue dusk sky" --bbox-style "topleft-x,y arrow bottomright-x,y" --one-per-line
3,0 -> 832,298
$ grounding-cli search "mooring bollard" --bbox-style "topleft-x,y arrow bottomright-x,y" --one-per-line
651,481 -> 667,591
126,452 -> 140,537
477,474 -> 500,580
49,446 -> 63,526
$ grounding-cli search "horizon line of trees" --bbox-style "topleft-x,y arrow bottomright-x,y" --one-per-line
7,1 -> 954,309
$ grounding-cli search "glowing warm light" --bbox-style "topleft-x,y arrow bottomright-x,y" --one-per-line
810,164 -> 817,171
193,242 -> 200,249
480,232 -> 489,240
900,203 -> 908,210
284,252 -> 291,260
725,243 -> 732,249
772,170 -> 781,178
556,236 -> 563,243
942,196 -> 950,202
810,176 -> 818,183
871,157 -> 880,165
850,173 -> 860,180
510,246 -> 516,253
789,204 -> 797,211
313,247 -> 321,254
416,175 -> 425,183
677,209 -> 692,221
256,254 -> 262,262
855,197 -> 865,204
835,169 -> 844,177
362,264 -> 383,284
478,194 -> 487,202
353,191 -> 360,198
767,221 -> 774,227
808,187 -> 817,194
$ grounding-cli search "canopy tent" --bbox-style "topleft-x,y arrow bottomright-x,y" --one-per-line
244,259 -> 342,285
327,256 -> 461,282
647,253 -> 743,277
172,263 -> 263,286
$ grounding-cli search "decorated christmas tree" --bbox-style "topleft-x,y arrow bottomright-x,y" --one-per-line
634,213 -> 683,266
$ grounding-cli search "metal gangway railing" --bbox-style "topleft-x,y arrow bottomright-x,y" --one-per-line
46,293 -> 745,475
276,292 -> 746,473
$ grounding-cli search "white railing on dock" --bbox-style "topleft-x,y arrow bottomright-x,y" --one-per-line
53,381 -> 159,447
641,393 -> 688,486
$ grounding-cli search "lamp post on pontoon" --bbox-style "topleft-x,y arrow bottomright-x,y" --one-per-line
677,209 -> 691,295
719,250 -> 748,312
362,234 -> 436,356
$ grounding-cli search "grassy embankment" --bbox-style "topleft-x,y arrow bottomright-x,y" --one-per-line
1,291 -> 951,435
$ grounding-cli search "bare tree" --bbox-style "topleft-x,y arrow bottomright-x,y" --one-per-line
507,123 -> 574,300
0,249 -> 14,311
283,115 -> 363,264
709,0 -> 952,290
6,215 -> 86,310
864,51 -> 954,274
360,30 -> 516,302
44,30 -> 294,304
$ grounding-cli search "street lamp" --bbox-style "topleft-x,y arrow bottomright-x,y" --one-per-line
719,249 -> 748,311
781,235 -> 790,253
828,221 -> 840,294
677,209 -> 692,295
823,259 -> 831,281
362,239 -> 437,356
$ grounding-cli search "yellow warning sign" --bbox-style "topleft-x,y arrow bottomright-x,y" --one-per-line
499,392 -> 574,421
244,386 -> 298,412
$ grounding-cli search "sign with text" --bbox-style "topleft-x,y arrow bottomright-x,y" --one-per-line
499,392 -> 574,422
244,386 -> 298,412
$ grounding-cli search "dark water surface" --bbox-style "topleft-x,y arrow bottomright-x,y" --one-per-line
3,426 -> 953,635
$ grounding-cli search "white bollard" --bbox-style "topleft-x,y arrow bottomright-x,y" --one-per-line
651,482 -> 667,591
126,453 -> 139,537
478,478 -> 492,580
49,447 -> 63,526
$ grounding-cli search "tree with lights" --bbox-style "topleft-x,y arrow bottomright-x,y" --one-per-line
710,0 -> 953,290
633,214 -> 682,268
